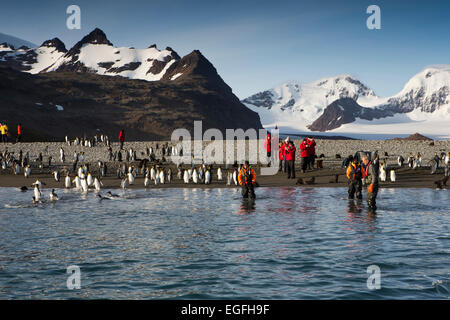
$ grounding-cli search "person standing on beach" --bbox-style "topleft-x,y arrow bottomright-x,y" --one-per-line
299,138 -> 309,173
284,139 -> 296,179
238,161 -> 256,199
362,154 -> 378,210
119,129 -> 125,150
0,122 -> 8,143
306,137 -> 316,169
264,132 -> 272,159
346,157 -> 363,200
278,141 -> 285,172
16,123 -> 23,143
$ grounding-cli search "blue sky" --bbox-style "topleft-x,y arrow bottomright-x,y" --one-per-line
1,0 -> 449,99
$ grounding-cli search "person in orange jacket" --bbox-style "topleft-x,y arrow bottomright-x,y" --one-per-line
346,157 -> 363,200
118,129 -> 125,150
238,161 -> 256,199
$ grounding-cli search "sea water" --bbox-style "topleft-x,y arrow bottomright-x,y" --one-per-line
0,187 -> 448,299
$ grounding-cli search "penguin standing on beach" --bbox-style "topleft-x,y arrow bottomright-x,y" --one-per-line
144,172 -> 150,187
93,177 -> 103,191
24,165 -> 31,178
73,175 -> 81,189
379,166 -> 387,182
127,171 -> 135,185
65,174 -> 71,188
205,169 -> 211,185
192,168 -> 198,184
53,170 -> 60,182
217,167 -> 223,181
60,147 -> 65,163
183,169 -> 189,184
80,176 -> 88,193
390,169 -> 396,182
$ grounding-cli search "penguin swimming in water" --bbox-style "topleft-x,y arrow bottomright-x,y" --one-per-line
106,191 -> 120,199
390,169 -> 396,182
49,189 -> 59,201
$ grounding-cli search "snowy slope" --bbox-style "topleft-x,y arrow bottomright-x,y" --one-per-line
46,43 -> 177,81
0,38 -> 67,73
243,75 -> 377,130
0,29 -> 181,82
243,66 -> 450,139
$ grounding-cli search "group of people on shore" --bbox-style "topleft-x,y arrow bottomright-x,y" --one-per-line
264,134 -> 317,179
0,122 -> 22,143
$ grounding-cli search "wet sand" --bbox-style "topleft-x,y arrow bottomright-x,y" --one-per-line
1,165 -> 447,190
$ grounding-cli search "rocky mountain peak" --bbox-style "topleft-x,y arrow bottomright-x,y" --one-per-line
40,38 -> 67,53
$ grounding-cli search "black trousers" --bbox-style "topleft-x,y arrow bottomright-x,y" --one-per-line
242,184 -> 255,199
1,134 -> 7,143
16,134 -> 22,143
120,141 -> 124,150
367,185 -> 379,209
300,157 -> 308,172
287,160 -> 295,178
348,180 -> 362,199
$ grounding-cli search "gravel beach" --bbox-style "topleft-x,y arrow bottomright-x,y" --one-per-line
1,139 -> 449,190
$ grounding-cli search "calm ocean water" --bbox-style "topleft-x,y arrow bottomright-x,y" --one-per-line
0,187 -> 448,299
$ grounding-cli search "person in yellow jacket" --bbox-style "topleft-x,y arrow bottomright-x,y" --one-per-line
238,161 -> 256,199
346,157 -> 363,200
0,123 -> 8,143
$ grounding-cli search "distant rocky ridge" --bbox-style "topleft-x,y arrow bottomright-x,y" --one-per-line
243,66 -> 450,133
0,28 -> 262,141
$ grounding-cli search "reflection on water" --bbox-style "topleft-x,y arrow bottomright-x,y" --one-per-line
0,187 -> 448,299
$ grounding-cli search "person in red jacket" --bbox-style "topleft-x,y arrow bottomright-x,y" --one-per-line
284,139 -> 296,179
278,141 -> 285,172
300,138 -> 309,173
16,123 -> 23,143
119,129 -> 125,150
264,132 -> 272,158
306,137 -> 316,169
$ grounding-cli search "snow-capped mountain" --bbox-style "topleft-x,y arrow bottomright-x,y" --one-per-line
0,28 -> 184,81
242,75 -> 377,130
243,66 -> 450,139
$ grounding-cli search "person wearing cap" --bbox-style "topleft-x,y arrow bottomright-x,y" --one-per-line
238,161 -> 256,199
